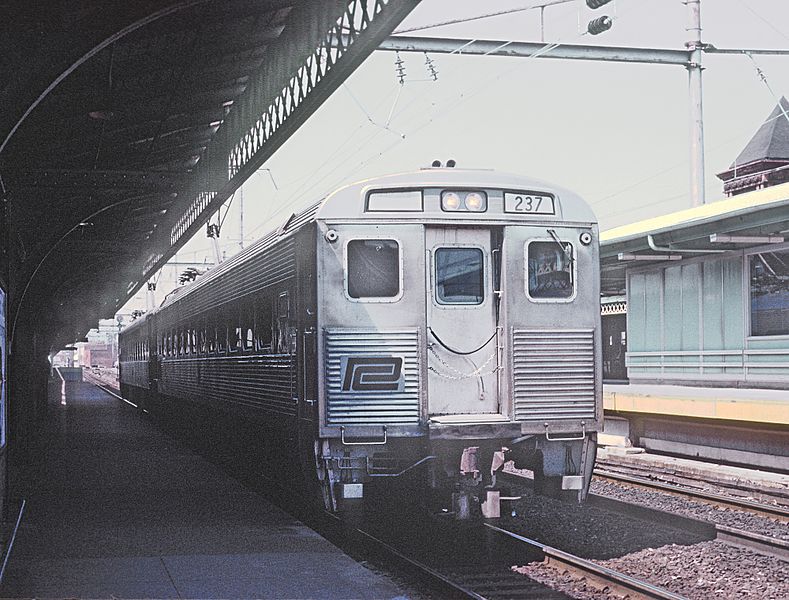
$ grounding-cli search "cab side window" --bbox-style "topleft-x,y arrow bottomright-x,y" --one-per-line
526,240 -> 575,300
346,239 -> 400,300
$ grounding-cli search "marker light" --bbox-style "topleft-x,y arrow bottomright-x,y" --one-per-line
442,192 -> 462,211
464,192 -> 486,212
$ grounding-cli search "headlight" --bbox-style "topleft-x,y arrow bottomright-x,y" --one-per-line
442,191 -> 462,211
441,190 -> 487,212
464,192 -> 486,212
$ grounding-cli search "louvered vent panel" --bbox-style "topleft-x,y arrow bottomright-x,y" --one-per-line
325,329 -> 420,426
512,329 -> 596,421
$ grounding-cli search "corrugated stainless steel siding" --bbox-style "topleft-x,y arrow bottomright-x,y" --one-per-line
119,361 -> 149,389
325,329 -> 420,425
512,329 -> 596,421
172,237 -> 297,319
159,354 -> 296,416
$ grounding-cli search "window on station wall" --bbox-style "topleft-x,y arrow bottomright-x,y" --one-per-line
750,249 -> 789,336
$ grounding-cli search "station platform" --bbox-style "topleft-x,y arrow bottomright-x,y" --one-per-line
0,379 -> 407,598
604,383 -> 789,426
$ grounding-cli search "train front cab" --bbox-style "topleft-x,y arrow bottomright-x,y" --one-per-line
314,173 -> 602,516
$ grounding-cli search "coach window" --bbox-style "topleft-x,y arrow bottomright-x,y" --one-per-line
750,248 -> 789,336
240,302 -> 254,352
217,318 -> 227,353
208,326 -> 217,354
255,296 -> 273,352
228,322 -> 240,352
346,239 -> 401,300
197,327 -> 205,355
275,292 -> 293,354
435,248 -> 484,305
526,240 -> 575,301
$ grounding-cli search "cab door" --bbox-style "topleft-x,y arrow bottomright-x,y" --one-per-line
425,226 -> 500,415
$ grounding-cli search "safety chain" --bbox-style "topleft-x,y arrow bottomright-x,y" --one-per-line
427,344 -> 501,380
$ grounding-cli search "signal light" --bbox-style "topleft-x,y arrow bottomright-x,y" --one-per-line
587,15 -> 612,35
586,0 -> 613,8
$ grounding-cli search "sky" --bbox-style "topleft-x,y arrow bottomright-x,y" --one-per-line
124,0 -> 789,310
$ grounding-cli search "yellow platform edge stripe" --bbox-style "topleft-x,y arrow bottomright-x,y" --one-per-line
604,391 -> 789,425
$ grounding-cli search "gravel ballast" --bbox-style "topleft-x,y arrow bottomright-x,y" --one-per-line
592,478 -> 789,540
516,540 -> 789,600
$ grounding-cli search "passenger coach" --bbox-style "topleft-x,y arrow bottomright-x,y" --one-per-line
119,166 -> 602,516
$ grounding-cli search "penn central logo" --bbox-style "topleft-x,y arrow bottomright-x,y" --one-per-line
341,356 -> 403,393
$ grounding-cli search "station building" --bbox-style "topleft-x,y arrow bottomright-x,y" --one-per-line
600,99 -> 789,469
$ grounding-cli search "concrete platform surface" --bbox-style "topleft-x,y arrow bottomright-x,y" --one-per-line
0,380 -> 407,599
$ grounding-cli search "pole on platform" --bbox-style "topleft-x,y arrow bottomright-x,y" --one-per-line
687,0 -> 706,206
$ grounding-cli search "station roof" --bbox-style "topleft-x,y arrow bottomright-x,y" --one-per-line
600,182 -> 789,295
0,1 -> 420,351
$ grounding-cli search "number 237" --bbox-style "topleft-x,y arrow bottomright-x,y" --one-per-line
513,195 -> 542,211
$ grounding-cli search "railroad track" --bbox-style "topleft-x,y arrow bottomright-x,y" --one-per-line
325,511 -> 688,600
594,466 -> 789,520
500,470 -> 789,563
322,509 -> 574,600
485,523 -> 686,600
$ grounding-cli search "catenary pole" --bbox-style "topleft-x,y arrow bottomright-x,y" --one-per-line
687,0 -> 706,206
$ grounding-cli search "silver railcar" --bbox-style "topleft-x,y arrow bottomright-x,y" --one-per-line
119,166 -> 602,516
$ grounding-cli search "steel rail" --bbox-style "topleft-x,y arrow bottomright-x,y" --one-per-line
716,525 -> 789,562
594,468 -> 789,519
484,523 -> 686,600
321,511 -> 486,600
500,470 -> 788,562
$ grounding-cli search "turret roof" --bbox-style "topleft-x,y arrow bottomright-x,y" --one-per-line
732,97 -> 789,167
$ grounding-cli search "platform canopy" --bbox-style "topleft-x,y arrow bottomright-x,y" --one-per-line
600,182 -> 789,295
0,0 -> 420,352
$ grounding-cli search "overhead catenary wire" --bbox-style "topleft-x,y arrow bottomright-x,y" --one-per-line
285,25 -> 594,213
591,106 -> 789,207
276,0 -> 635,220
734,0 -> 789,44
746,53 -> 789,125
282,2 -> 604,210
